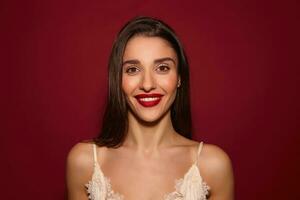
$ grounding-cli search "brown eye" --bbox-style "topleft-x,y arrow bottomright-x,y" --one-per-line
125,66 -> 140,74
157,64 -> 170,72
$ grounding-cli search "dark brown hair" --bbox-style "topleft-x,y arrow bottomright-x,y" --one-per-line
93,16 -> 192,147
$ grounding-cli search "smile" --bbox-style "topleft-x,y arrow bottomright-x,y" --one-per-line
134,93 -> 163,107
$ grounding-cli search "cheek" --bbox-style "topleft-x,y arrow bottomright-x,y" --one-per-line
122,76 -> 141,95
156,73 -> 178,92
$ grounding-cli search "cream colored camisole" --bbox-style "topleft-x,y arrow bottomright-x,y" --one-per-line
85,142 -> 210,200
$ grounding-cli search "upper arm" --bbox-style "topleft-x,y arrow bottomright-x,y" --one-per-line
66,142 -> 93,200
201,144 -> 234,200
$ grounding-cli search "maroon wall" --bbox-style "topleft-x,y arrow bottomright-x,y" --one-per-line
3,0 -> 299,199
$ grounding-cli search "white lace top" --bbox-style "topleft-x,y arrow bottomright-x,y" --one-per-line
85,142 -> 210,200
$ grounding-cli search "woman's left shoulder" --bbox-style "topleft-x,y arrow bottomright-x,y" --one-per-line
201,143 -> 232,168
199,142 -> 234,198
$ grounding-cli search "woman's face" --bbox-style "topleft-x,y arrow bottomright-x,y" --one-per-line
122,36 -> 180,122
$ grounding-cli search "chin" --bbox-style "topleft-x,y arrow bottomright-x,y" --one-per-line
139,115 -> 161,123
130,109 -> 169,124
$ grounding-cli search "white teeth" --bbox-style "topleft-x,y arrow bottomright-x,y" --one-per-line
139,97 -> 160,102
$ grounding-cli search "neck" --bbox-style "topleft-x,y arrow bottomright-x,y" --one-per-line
123,110 -> 177,152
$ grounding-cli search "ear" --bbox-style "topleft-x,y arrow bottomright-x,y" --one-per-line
177,76 -> 181,87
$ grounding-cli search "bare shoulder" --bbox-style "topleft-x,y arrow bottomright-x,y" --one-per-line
66,141 -> 94,173
201,143 -> 232,171
200,143 -> 234,199
66,141 -> 95,200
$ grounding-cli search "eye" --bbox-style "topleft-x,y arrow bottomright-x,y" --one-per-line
156,64 -> 170,73
125,66 -> 140,74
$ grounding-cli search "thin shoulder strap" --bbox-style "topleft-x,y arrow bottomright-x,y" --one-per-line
196,141 -> 204,165
92,144 -> 98,164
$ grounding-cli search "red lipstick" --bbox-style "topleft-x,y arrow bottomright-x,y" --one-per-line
134,93 -> 163,107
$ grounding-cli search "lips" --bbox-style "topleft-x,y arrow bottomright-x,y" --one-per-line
134,93 -> 164,107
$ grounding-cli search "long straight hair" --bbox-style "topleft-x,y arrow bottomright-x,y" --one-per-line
93,16 -> 192,148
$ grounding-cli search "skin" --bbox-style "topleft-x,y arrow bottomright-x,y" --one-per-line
66,36 -> 234,200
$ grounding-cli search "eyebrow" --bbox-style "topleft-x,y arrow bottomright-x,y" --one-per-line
122,57 -> 176,66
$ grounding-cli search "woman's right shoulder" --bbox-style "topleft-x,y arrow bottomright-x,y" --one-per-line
66,141 -> 96,171
66,141 -> 95,182
66,141 -> 96,199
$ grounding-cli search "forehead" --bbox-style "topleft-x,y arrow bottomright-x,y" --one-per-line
123,36 -> 177,62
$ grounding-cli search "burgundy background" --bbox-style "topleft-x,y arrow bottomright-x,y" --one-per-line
2,0 -> 299,199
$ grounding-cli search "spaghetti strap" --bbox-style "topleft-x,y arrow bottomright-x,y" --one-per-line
92,144 -> 98,164
196,141 -> 204,165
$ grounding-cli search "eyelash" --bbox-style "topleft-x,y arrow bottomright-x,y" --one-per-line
125,66 -> 140,74
156,64 -> 170,72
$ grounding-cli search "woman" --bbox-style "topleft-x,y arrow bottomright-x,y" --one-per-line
66,16 -> 234,200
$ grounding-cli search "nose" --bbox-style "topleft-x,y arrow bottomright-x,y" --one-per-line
140,70 -> 156,92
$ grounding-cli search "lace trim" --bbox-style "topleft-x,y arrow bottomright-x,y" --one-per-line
164,178 -> 184,200
85,163 -> 210,200
85,178 -> 124,200
164,178 -> 210,200
85,164 -> 124,200
86,177 -> 209,200
104,177 -> 124,200
202,182 -> 210,198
